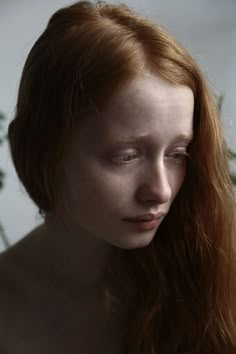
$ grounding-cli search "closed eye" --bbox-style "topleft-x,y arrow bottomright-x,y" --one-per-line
165,151 -> 190,163
111,151 -> 140,165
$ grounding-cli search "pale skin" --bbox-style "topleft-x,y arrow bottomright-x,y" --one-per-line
0,75 -> 194,354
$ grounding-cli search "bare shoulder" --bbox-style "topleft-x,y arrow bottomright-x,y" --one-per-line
0,224 -> 47,305
0,226 -> 126,354
0,250 -> 25,351
0,234 -> 34,309
0,246 -> 23,319
0,232 -> 30,295
0,226 -> 42,296
0,227 -> 47,353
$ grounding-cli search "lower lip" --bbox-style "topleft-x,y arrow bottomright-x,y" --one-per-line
123,217 -> 163,231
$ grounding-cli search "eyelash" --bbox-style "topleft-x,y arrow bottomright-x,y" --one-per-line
111,152 -> 140,165
166,151 -> 190,163
111,150 -> 190,166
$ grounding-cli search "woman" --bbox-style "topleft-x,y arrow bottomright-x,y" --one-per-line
0,1 -> 235,353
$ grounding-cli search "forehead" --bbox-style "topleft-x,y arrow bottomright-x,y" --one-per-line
74,75 -> 194,147
102,75 -> 193,122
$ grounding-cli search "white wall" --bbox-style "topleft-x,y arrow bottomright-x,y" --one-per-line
0,0 -> 236,250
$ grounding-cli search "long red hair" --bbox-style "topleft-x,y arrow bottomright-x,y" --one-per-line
8,1 -> 236,352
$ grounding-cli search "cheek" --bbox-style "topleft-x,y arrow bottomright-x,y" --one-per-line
169,165 -> 187,200
64,163 -> 131,213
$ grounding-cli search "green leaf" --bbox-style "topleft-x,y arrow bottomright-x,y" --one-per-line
0,170 -> 4,189
0,223 -> 10,249
0,113 -> 6,121
217,96 -> 236,164
231,173 -> 236,186
217,94 -> 224,114
228,149 -> 236,160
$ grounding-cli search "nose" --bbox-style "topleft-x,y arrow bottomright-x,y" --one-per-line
136,161 -> 172,205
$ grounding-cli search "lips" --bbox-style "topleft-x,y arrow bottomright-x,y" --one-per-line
123,213 -> 165,232
123,213 -> 165,222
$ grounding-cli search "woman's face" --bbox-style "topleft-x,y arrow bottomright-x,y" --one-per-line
57,75 -> 194,249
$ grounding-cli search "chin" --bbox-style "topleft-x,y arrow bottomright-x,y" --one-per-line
112,233 -> 155,250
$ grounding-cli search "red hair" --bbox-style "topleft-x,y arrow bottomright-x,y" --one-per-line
8,1 -> 236,353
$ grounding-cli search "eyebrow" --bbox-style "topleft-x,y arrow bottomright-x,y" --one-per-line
109,133 -> 194,145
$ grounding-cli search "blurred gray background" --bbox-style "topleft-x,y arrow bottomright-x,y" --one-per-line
0,0 -> 236,251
